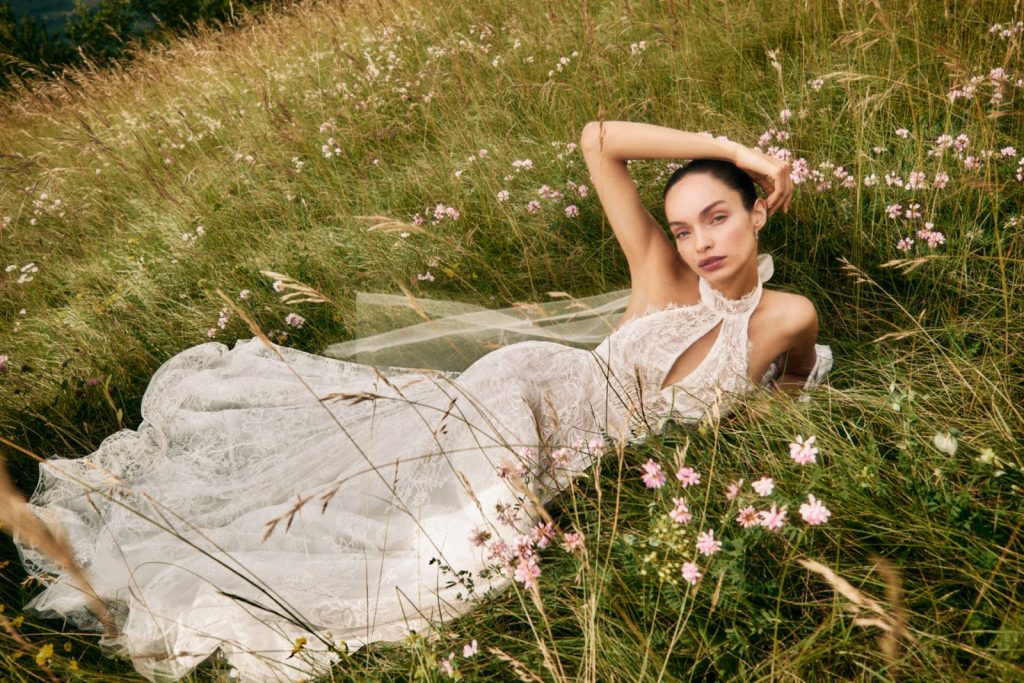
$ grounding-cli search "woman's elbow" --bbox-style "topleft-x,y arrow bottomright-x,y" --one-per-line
580,120 -> 609,154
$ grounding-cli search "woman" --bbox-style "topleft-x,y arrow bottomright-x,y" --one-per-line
581,120 -> 820,391
12,121 -> 832,682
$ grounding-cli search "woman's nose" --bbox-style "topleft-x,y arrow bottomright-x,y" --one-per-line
694,229 -> 713,251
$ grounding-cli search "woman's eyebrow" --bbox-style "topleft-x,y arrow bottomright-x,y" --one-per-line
667,199 -> 728,228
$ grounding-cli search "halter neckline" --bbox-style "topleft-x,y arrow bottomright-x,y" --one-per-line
698,276 -> 763,316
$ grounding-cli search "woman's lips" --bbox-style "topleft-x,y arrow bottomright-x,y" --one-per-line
699,256 -> 726,271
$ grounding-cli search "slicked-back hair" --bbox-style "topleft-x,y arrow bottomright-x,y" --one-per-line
662,158 -> 757,211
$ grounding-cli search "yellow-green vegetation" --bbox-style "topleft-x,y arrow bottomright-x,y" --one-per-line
1,0 -> 1022,680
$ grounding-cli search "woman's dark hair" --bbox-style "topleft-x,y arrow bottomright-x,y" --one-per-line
661,158 -> 757,211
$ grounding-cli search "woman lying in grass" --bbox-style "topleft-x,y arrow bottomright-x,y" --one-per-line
10,120 -> 831,681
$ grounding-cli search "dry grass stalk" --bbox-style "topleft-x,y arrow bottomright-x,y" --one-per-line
0,447 -> 115,637
798,556 -> 914,672
259,270 -> 334,305
488,646 -> 545,683
879,256 -> 940,274
355,214 -> 425,234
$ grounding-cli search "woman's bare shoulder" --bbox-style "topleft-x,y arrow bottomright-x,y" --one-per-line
760,289 -> 819,339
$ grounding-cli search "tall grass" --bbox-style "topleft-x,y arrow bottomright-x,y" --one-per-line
0,0 -> 1021,679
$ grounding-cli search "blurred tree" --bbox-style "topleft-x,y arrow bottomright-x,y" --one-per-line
0,3 -> 73,90
0,0 -> 274,94
64,0 -> 141,64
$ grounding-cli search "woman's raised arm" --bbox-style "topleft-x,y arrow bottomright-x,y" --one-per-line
579,121 -> 791,292
580,121 -> 744,289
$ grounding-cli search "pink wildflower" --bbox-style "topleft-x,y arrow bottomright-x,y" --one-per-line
895,127 -> 910,138
439,653 -> 455,677
676,466 -> 701,487
416,271 -> 435,282
696,529 -> 722,557
799,494 -> 832,526
470,527 -> 491,547
725,479 -> 744,501
513,533 -> 535,560
526,200 -> 541,213
531,522 -> 555,549
752,477 -> 774,496
669,497 -> 692,524
463,639 -> 479,657
514,555 -> 541,586
486,540 -> 508,562
564,204 -> 579,218
906,171 -> 928,190
788,435 -> 818,465
641,459 -> 666,488
681,561 -> 701,585
550,447 -> 572,467
497,190 -> 510,202
562,531 -> 585,552
758,503 -> 788,532
932,171 -> 950,189
284,312 -> 305,328
897,237 -> 914,252
736,505 -> 759,528
576,184 -> 589,198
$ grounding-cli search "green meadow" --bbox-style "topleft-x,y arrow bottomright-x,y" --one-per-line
0,0 -> 1022,679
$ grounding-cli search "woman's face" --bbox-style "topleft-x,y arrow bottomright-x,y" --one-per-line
664,173 -> 766,282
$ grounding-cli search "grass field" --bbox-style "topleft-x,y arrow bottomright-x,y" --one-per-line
1,0 -> 1022,680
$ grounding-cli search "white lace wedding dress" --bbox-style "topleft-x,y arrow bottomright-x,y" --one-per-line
14,260 -> 832,682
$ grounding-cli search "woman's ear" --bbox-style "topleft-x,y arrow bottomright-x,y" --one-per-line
752,197 -> 768,228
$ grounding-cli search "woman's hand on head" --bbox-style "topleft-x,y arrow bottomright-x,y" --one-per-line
733,146 -> 793,216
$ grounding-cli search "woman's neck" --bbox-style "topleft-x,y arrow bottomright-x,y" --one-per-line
709,258 -> 760,299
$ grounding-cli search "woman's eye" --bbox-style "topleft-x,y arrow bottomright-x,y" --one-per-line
675,231 -> 689,240
712,214 -> 726,223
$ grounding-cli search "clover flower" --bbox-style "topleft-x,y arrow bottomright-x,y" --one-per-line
758,503 -> 788,531
641,459 -> 666,489
736,505 -> 759,528
799,494 -> 832,525
788,435 -> 818,465
562,531 -> 585,552
669,497 -> 692,524
681,561 -> 701,585
752,477 -> 774,496
676,466 -> 701,487
696,529 -> 722,556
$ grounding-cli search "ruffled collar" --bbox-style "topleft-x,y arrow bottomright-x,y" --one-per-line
696,253 -> 772,316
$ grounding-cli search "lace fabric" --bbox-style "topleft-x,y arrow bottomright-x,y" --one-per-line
13,255 -> 833,682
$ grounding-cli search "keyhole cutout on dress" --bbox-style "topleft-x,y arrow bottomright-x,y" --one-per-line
660,320 -> 723,390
